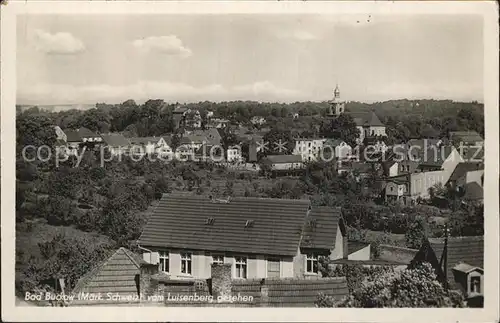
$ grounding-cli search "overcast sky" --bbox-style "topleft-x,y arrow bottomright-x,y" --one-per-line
17,14 -> 483,105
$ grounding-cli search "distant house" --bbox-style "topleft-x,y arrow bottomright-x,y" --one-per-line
208,118 -> 230,129
262,155 -> 304,173
138,194 -> 353,279
382,160 -> 399,177
227,146 -> 243,163
446,162 -> 484,190
385,177 -> 408,204
348,111 -> 386,144
77,127 -> 103,144
337,161 -> 374,179
172,106 -> 190,129
189,128 -> 222,147
54,126 -> 67,142
411,236 -> 484,306
100,133 -> 131,156
324,139 -> 352,161
129,136 -> 173,158
449,131 -> 484,147
292,138 -> 326,162
250,116 -> 266,126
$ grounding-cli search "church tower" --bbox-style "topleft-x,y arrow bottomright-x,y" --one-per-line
327,84 -> 345,117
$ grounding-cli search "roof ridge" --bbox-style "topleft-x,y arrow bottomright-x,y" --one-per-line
71,248 -> 119,295
120,247 -> 142,269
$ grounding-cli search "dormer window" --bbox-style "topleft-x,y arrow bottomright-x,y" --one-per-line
245,220 -> 254,228
205,218 -> 215,225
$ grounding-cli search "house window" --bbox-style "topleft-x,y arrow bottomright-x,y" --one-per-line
235,256 -> 247,278
390,187 -> 394,192
159,250 -> 169,273
181,252 -> 192,275
470,276 -> 481,293
306,253 -> 319,274
212,254 -> 224,265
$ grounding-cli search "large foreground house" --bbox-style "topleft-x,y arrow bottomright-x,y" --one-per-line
137,194 -> 361,280
411,236 -> 484,307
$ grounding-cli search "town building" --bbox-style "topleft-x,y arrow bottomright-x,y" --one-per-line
128,136 -> 173,158
449,131 -> 484,147
100,133 -> 132,156
323,139 -> 352,161
262,155 -> 304,173
293,138 -> 327,162
326,84 -> 345,117
137,194 -> 360,280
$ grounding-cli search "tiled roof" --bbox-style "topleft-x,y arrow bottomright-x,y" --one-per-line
64,129 -> 81,142
174,106 -> 189,113
138,194 -> 312,256
463,182 -> 483,201
231,277 -> 349,307
416,145 -> 456,167
301,207 -> 342,250
100,134 -> 130,147
449,131 -> 483,143
324,139 -> 346,148
129,136 -> 163,145
348,111 -> 384,127
77,127 -> 98,138
425,236 -> 484,288
190,129 -> 222,146
378,244 -> 418,265
71,247 -> 145,305
265,155 -> 303,164
448,162 -> 484,183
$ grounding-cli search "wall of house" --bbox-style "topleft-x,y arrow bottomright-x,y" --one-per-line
389,163 -> 399,177
142,248 -> 295,280
385,182 -> 405,197
347,245 -> 371,261
441,148 -> 465,184
335,144 -> 352,160
329,226 -> 344,261
461,170 -> 484,187
410,170 -> 445,198
369,126 -> 386,137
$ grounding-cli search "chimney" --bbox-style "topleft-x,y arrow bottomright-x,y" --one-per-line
343,235 -> 349,259
211,263 -> 232,301
139,263 -> 159,299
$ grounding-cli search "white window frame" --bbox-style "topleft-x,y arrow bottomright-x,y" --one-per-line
180,252 -> 193,275
234,256 -> 248,279
305,253 -> 319,274
212,254 -> 225,265
159,250 -> 169,273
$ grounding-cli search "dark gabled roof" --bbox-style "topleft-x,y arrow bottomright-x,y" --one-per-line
449,131 -> 483,143
448,162 -> 484,183
378,244 -> 418,265
173,106 -> 189,114
463,182 -> 483,201
348,111 -> 384,127
427,236 -> 484,288
462,146 -> 485,162
406,138 -> 443,150
128,136 -> 171,146
64,129 -> 82,142
190,129 -> 222,146
55,139 -> 67,146
301,207 -> 342,250
100,134 -> 130,147
138,194 -> 311,256
265,155 -> 303,164
416,145 -> 457,167
348,240 -> 370,254
77,127 -> 98,138
71,247 -> 145,305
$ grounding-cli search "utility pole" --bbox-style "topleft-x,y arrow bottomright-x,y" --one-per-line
443,223 -> 450,290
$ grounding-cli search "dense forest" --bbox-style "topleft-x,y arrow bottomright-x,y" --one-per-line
15,99 -> 484,295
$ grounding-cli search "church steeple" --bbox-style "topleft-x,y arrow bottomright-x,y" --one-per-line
334,84 -> 340,99
328,84 -> 345,117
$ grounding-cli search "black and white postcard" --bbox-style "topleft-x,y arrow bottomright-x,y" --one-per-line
1,1 -> 498,322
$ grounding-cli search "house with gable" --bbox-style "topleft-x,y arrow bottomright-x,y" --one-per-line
129,136 -> 173,158
100,133 -> 132,156
410,236 -> 484,307
137,194 -> 361,280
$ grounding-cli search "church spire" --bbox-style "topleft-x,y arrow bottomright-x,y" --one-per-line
334,84 -> 340,98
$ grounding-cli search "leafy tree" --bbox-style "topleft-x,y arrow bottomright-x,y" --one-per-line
261,127 -> 294,156
16,113 -> 57,149
405,218 -> 427,249
320,114 -> 360,147
317,263 -> 465,308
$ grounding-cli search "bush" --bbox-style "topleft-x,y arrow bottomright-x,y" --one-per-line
316,263 -> 465,308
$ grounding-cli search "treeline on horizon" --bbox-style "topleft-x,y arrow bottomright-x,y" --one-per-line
16,98 -> 484,147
